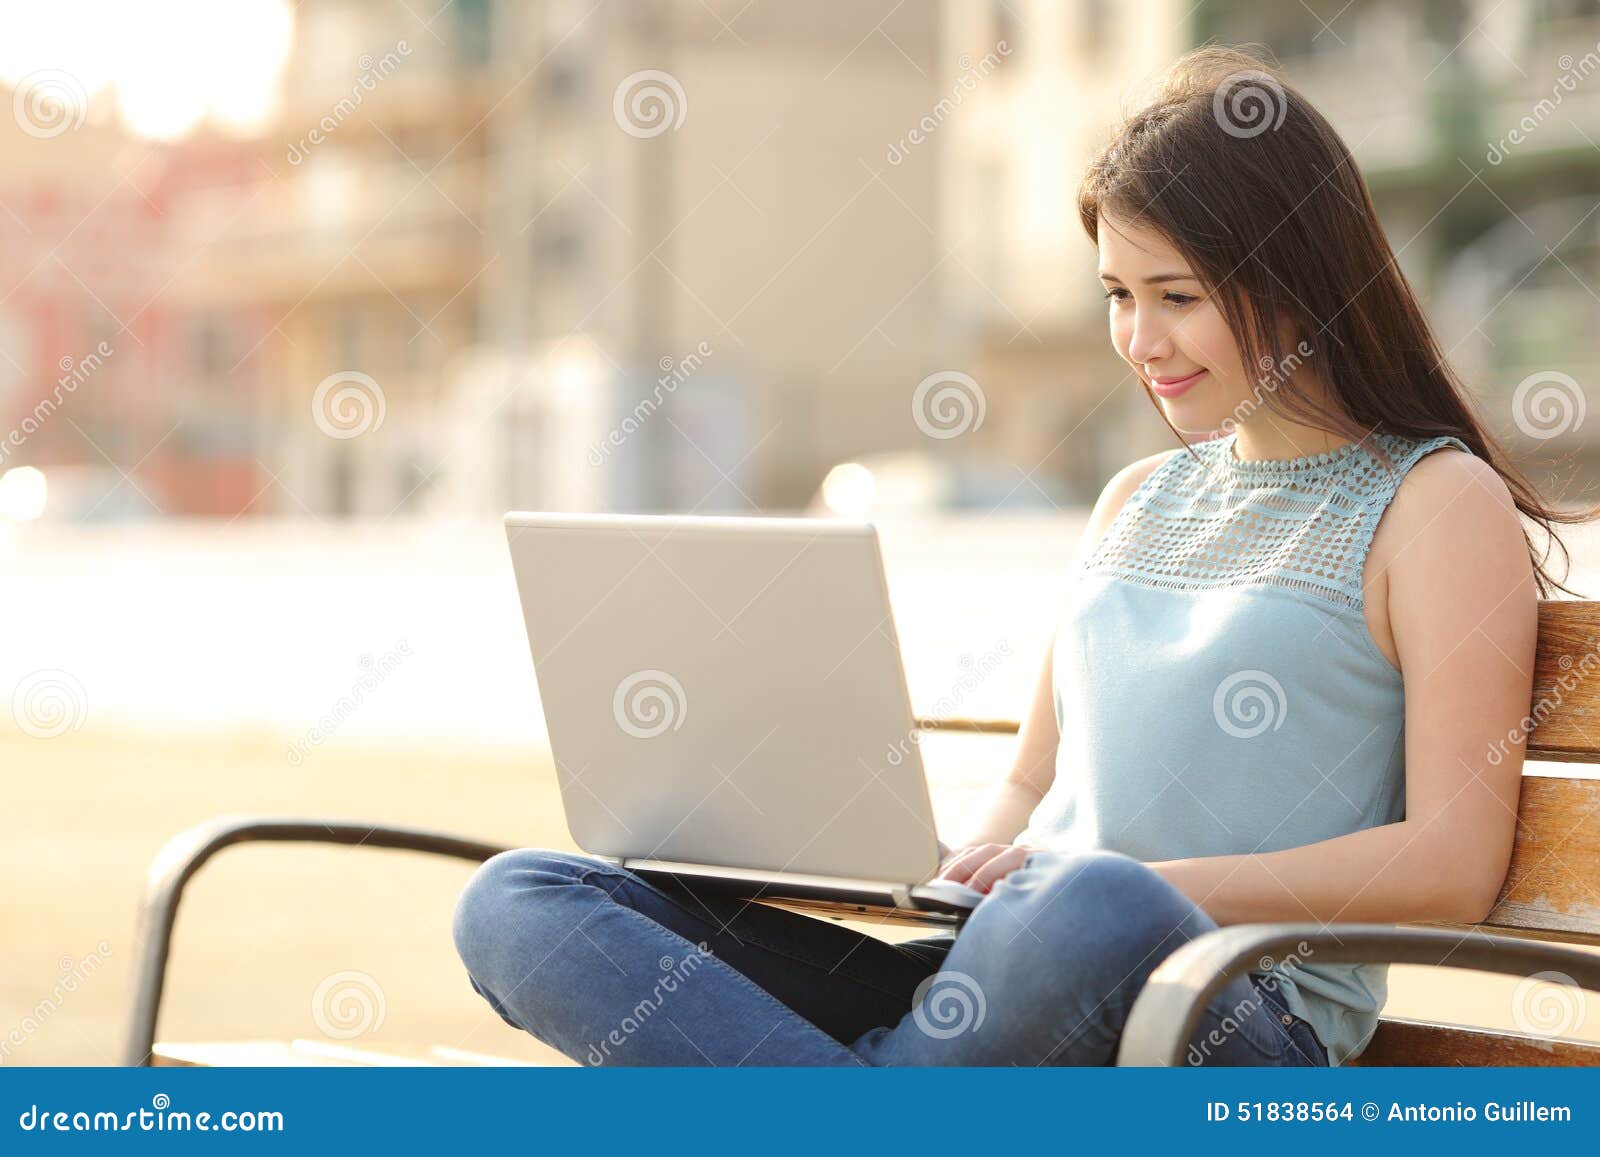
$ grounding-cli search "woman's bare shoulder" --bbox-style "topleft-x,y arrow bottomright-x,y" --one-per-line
1376,447 -> 1534,649
1073,447 -> 1184,560
1378,446 -> 1518,563
1097,447 -> 1184,521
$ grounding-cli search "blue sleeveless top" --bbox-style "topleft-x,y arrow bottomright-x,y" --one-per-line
1018,427 -> 1474,1066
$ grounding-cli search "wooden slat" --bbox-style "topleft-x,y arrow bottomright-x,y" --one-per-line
426,1045 -> 546,1066
152,1040 -> 550,1067
912,716 -> 1020,735
1526,600 -> 1600,762
1485,775 -> 1600,941
1348,1016 -> 1600,1067
153,1041 -> 359,1067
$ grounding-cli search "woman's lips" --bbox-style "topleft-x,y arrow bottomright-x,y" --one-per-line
1148,369 -> 1206,398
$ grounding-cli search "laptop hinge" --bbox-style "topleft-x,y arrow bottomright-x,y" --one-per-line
889,884 -> 916,910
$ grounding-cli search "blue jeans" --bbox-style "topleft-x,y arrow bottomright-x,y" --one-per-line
451,846 -> 1329,1067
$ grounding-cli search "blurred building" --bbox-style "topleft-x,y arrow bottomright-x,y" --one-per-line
159,0 -> 954,517
3,0 -> 1595,520
938,0 -> 1194,499
1205,0 -> 1600,482
0,101 -> 276,518
163,2 -> 489,518
939,0 -> 1600,502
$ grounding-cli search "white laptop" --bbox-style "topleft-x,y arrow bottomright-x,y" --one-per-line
504,511 -> 983,921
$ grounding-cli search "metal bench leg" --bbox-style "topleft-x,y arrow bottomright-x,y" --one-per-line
123,815 -> 509,1067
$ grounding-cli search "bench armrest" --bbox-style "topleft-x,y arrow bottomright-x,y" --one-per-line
1115,921 -> 1600,1066
123,815 -> 510,1067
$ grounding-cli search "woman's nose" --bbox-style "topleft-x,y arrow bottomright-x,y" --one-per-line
1126,309 -> 1174,366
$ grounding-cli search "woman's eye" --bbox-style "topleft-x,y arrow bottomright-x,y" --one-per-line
1102,287 -> 1195,306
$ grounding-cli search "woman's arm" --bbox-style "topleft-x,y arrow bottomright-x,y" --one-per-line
1148,451 -> 1537,926
961,635 -> 1057,846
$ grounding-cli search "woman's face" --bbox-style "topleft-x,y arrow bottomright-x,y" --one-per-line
1096,214 -> 1255,436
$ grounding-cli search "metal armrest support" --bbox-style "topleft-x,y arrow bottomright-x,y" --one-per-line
122,815 -> 510,1067
1115,922 -> 1600,1066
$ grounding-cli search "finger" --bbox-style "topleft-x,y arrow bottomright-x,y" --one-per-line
935,844 -> 1001,883
948,846 -> 1008,888
968,847 -> 1030,893
968,852 -> 1017,892
934,847 -> 978,882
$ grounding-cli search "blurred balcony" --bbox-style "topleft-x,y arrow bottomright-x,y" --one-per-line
168,157 -> 487,304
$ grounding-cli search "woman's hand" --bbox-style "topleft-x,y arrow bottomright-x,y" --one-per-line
935,842 -> 1042,894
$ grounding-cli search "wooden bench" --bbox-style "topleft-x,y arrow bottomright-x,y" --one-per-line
125,600 -> 1600,1067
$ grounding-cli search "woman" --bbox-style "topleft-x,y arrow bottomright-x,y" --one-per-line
452,46 -> 1582,1066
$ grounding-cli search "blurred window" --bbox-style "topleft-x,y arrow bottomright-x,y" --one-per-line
454,0 -> 492,67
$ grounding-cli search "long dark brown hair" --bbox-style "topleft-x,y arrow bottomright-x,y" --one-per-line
1078,44 -> 1595,599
